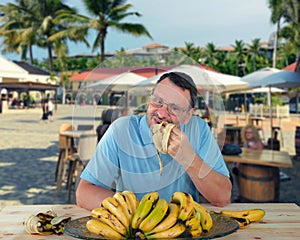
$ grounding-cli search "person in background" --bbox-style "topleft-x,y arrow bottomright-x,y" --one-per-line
40,99 -> 48,123
76,72 -> 232,210
47,98 -> 54,121
241,124 -> 264,150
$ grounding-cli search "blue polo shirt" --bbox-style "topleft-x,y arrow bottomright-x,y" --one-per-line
81,115 -> 229,202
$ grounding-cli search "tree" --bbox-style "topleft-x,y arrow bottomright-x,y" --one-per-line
232,40 -> 248,76
50,0 -> 152,63
0,0 -> 82,71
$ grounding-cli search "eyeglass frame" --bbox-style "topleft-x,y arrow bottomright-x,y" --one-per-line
148,94 -> 192,116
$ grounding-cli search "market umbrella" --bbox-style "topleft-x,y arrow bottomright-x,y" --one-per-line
241,69 -> 300,147
134,64 -> 246,92
87,72 -> 146,91
86,72 -> 147,108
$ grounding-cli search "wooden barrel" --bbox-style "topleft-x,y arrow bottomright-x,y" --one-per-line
238,164 -> 279,203
295,126 -> 300,157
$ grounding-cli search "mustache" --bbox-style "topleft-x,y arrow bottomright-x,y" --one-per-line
151,113 -> 171,124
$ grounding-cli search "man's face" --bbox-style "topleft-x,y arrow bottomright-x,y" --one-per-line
146,78 -> 194,129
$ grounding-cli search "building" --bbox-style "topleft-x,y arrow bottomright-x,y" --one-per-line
0,55 -> 58,113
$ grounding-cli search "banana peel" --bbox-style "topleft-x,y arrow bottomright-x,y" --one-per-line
211,208 -> 265,228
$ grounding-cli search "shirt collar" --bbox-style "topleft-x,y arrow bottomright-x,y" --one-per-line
140,115 -> 153,145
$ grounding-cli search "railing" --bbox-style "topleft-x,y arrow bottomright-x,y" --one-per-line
249,104 -> 290,118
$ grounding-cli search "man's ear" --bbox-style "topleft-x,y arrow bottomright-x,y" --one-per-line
182,108 -> 195,124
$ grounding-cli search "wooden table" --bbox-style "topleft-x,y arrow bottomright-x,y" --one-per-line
223,148 -> 292,202
223,148 -> 292,168
56,130 -> 89,193
0,203 -> 299,239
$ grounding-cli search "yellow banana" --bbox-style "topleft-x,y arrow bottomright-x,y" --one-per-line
219,209 -> 265,223
131,192 -> 159,229
184,209 -> 202,238
145,221 -> 186,239
185,212 -> 201,231
113,192 -> 133,221
232,217 -> 251,228
86,219 -> 124,239
122,190 -> 139,215
170,192 -> 195,221
194,202 -> 213,232
139,198 -> 169,232
91,207 -> 127,236
101,197 -> 130,229
185,226 -> 203,238
146,203 -> 180,234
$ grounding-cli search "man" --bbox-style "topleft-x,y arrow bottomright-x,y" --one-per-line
76,72 -> 232,210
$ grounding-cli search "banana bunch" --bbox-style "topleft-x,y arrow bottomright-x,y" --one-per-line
86,191 -> 214,239
212,208 -> 265,228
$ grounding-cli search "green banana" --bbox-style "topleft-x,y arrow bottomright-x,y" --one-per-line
194,202 -> 213,232
139,198 -> 169,232
101,197 -> 130,229
146,203 -> 180,234
131,192 -> 159,229
145,221 -> 186,239
218,209 -> 265,223
170,192 -> 195,221
91,207 -> 127,236
86,219 -> 124,239
113,192 -> 133,221
122,190 -> 139,215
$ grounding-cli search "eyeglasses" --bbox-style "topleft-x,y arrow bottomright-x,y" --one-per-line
246,131 -> 253,134
149,95 -> 190,116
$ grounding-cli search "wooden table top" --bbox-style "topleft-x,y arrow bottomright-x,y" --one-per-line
59,130 -> 88,139
0,203 -> 299,239
223,148 -> 293,168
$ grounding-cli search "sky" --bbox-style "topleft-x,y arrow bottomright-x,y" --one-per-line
0,0 -> 276,61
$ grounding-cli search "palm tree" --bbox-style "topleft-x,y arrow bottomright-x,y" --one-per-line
205,42 -> 218,68
50,0 -> 152,63
247,38 -> 262,71
232,40 -> 247,76
0,1 -> 37,63
0,0 -> 81,71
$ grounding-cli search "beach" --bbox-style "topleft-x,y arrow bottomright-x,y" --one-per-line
0,104 -> 299,210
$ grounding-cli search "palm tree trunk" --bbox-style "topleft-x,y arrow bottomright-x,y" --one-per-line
272,21 -> 280,68
29,45 -> 34,65
47,43 -> 54,72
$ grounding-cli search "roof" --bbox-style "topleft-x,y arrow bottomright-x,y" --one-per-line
69,64 -> 218,81
283,62 -> 297,72
0,82 -> 59,91
13,61 -> 50,75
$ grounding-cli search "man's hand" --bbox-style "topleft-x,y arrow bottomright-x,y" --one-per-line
167,127 -> 196,169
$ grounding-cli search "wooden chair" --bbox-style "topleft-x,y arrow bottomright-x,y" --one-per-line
55,124 -> 73,192
66,133 -> 98,202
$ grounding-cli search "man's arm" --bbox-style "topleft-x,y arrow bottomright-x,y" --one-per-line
185,155 -> 232,207
76,179 -> 114,211
167,127 -> 232,207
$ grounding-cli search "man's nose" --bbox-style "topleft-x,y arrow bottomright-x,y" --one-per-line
156,104 -> 169,118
